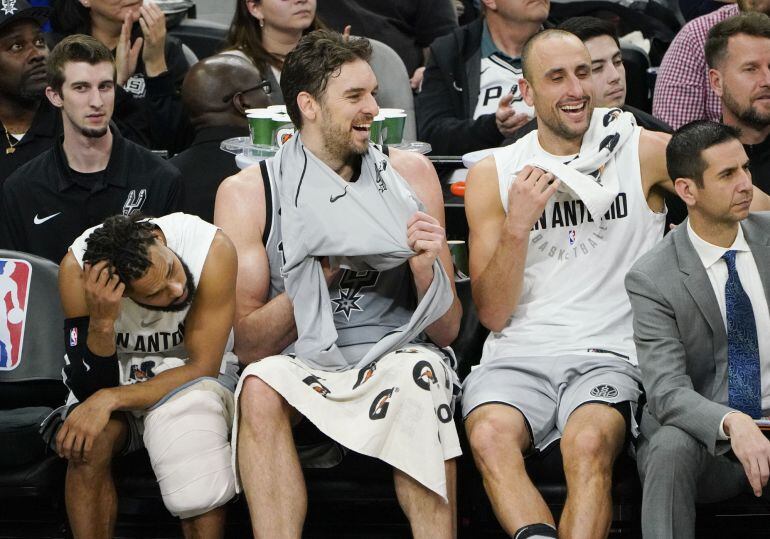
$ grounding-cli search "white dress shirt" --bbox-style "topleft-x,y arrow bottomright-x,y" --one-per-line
687,221 -> 770,438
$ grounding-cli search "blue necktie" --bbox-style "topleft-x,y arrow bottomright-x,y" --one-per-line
723,250 -> 762,418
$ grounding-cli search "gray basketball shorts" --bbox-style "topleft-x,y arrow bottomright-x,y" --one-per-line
461,354 -> 642,451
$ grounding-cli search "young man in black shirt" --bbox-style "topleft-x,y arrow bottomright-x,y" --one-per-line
0,0 -> 61,184
0,34 -> 180,263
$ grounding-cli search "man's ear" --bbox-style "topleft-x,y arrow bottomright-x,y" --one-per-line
708,68 -> 724,97
674,177 -> 698,207
45,86 -> 63,108
296,91 -> 317,123
520,78 -> 534,107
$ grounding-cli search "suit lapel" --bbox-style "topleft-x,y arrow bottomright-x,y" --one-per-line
743,217 -> 770,315
674,223 -> 729,389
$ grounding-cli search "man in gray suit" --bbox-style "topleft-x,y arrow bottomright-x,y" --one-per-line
626,120 -> 770,539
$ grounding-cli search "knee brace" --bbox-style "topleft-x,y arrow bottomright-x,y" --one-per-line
143,380 -> 236,519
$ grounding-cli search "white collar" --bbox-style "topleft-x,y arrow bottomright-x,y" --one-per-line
687,220 -> 751,270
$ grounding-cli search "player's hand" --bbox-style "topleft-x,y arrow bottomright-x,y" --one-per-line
503,166 -> 560,238
725,412 -> 770,496
83,261 -> 125,325
407,211 -> 445,276
56,390 -> 116,463
320,256 -> 341,286
495,93 -> 531,137
342,25 -> 352,43
115,11 -> 142,86
139,1 -> 168,77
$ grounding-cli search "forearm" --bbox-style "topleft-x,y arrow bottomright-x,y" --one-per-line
102,360 -> 215,412
473,229 -> 529,332
86,318 -> 116,356
235,292 -> 297,364
411,260 -> 461,347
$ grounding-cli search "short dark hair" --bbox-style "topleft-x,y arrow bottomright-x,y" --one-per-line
705,12 -> 770,68
666,121 -> 742,186
47,34 -> 115,93
557,16 -> 620,48
82,214 -> 158,286
521,29 -> 576,81
281,29 -> 372,128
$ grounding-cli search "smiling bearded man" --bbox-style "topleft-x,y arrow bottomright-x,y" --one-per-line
215,29 -> 463,538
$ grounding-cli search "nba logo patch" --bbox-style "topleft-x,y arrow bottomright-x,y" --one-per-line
568,229 -> 576,246
0,259 -> 31,371
69,327 -> 78,347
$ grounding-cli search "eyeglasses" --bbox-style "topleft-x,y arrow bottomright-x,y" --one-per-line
222,79 -> 272,103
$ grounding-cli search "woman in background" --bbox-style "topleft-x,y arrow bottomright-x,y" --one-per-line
223,0 -> 324,104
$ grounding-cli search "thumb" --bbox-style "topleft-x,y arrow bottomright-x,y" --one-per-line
500,92 -> 514,106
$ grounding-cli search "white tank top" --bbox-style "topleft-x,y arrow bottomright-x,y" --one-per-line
481,127 -> 665,365
69,212 -> 235,384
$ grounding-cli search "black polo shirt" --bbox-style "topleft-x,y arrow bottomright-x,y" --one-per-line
745,135 -> 770,195
0,100 -> 62,185
0,127 -> 182,263
169,125 -> 245,223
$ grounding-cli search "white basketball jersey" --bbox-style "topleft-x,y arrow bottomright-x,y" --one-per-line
474,53 -> 534,120
69,212 -> 235,384
481,127 -> 665,365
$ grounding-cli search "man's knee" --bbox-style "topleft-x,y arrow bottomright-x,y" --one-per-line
645,425 -> 702,468
466,405 -> 529,470
239,376 -> 292,430
69,416 -> 128,471
143,388 -> 236,519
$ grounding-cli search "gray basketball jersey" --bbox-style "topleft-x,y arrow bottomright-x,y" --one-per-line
259,159 -> 418,366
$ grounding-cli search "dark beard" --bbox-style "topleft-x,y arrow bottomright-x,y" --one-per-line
79,125 -> 109,138
723,88 -> 770,131
134,255 -> 197,313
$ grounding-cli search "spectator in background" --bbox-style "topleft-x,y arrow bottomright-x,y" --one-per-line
49,0 -> 190,152
0,0 -> 60,184
316,0 -> 457,89
416,0 -> 547,156
222,0 -> 324,105
652,0 -> 770,129
707,12 -> 770,192
170,54 -> 273,223
0,35 -> 180,263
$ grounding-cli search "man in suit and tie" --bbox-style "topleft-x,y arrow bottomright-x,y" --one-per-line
626,120 -> 770,539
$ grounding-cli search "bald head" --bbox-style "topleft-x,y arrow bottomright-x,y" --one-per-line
522,29 -> 589,82
182,54 -> 272,128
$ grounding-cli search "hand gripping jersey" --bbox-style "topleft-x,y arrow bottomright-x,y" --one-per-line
482,126 -> 665,366
258,160 -> 419,368
68,212 -> 235,384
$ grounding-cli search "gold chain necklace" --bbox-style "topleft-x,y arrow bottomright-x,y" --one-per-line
2,123 -> 20,155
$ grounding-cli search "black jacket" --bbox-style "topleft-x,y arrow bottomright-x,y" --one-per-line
0,100 -> 62,185
416,18 -> 503,156
0,127 -> 182,263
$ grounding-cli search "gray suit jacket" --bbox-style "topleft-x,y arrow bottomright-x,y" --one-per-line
625,213 -> 770,455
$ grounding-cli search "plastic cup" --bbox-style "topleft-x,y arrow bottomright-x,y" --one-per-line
448,240 -> 469,277
369,114 -> 385,144
247,109 -> 274,146
381,112 -> 407,145
271,112 -> 295,147
267,105 -> 287,114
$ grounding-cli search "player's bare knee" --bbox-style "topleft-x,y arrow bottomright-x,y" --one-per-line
239,375 -> 290,427
467,409 -> 527,469
561,425 -> 614,468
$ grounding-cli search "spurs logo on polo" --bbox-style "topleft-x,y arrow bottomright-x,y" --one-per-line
122,189 -> 147,215
1,1 -> 17,16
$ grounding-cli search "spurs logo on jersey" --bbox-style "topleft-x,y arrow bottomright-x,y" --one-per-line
122,189 -> 147,215
474,52 -> 534,120
331,270 -> 380,321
